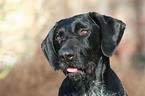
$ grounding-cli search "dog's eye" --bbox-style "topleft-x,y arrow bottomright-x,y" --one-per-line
55,31 -> 64,40
80,30 -> 88,34
56,35 -> 61,40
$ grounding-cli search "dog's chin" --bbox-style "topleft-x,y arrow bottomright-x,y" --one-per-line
67,71 -> 85,84
64,68 -> 86,83
62,65 -> 95,82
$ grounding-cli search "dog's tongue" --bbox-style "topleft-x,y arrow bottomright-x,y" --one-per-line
67,68 -> 78,72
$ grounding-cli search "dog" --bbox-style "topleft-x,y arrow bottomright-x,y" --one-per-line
41,12 -> 127,96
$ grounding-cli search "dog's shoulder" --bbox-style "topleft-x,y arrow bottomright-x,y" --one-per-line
104,68 -> 127,95
59,77 -> 75,96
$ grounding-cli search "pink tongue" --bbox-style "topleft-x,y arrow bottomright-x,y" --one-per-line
67,68 -> 78,72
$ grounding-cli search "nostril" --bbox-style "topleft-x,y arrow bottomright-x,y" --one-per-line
59,49 -> 74,61
66,54 -> 74,60
60,55 -> 65,60
60,54 -> 74,61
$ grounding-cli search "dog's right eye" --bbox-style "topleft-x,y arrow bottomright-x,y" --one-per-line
55,32 -> 64,41
56,35 -> 61,40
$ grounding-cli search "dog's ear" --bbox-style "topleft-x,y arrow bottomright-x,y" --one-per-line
41,23 -> 60,71
89,12 -> 126,57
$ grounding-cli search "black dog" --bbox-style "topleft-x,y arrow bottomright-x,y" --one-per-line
41,12 -> 127,96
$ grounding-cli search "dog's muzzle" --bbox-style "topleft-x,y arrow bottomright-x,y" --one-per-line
59,49 -> 84,73
59,49 -> 75,61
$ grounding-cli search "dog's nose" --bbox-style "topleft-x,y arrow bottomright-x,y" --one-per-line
59,49 -> 74,61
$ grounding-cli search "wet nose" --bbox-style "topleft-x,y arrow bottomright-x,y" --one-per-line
59,49 -> 74,61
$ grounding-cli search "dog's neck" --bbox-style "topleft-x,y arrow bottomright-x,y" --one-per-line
68,56 -> 126,95
94,56 -> 109,81
84,56 -> 126,96
87,56 -> 109,94
72,56 -> 109,94
85,56 -> 109,95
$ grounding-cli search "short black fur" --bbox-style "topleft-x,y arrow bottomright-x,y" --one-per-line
41,12 -> 127,96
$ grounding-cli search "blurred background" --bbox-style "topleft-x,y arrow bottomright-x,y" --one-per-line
0,0 -> 145,96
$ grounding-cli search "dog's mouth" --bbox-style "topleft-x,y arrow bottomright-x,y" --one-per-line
67,68 -> 83,73
63,66 -> 95,83
64,67 -> 85,76
65,65 -> 94,75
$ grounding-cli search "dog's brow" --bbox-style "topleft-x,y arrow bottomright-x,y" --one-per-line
56,28 -> 65,34
74,22 -> 87,31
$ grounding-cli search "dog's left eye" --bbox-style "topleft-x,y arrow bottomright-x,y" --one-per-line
80,30 -> 88,35
81,30 -> 88,33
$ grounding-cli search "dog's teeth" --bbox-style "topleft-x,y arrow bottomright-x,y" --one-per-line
67,68 -> 78,72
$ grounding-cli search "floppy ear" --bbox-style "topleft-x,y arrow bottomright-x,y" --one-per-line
89,12 -> 126,57
41,23 -> 60,71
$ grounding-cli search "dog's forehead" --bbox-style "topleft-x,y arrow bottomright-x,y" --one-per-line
57,14 -> 90,28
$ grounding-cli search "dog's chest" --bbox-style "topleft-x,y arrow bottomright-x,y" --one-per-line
79,81 -> 125,96
83,81 -> 106,96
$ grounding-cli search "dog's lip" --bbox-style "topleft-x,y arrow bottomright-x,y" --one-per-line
67,68 -> 83,73
67,68 -> 77,72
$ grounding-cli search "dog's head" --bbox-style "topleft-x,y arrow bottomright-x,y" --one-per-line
41,12 -> 126,82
